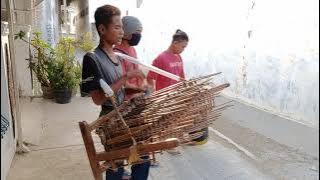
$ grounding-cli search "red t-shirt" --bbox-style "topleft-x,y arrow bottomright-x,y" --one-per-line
113,44 -> 141,86
147,50 -> 185,91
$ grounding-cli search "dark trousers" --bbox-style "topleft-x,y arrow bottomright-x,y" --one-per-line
106,156 -> 150,180
100,106 -> 151,180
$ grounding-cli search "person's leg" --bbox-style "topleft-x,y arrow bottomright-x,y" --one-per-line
99,106 -> 114,117
106,167 -> 124,180
150,152 -> 159,167
131,156 -> 151,180
122,161 -> 131,180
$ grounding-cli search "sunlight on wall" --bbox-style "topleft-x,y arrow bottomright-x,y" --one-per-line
126,0 -> 319,127
87,0 -> 318,127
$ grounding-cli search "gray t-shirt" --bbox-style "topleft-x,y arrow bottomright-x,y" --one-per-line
81,46 -> 125,107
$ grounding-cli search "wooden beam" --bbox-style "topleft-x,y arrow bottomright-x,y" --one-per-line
79,121 -> 103,180
96,139 -> 179,161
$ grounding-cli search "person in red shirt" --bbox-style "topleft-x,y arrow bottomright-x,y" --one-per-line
114,16 -> 147,101
147,30 -> 208,148
147,30 -> 188,155
147,29 -> 188,92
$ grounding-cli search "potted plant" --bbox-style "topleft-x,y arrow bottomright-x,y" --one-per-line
15,31 -> 55,99
49,34 -> 93,104
47,57 -> 81,104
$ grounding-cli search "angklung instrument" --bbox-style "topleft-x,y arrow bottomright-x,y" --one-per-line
79,73 -> 231,180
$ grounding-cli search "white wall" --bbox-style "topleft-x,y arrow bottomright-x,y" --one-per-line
32,0 -> 59,46
12,0 -> 33,96
14,0 -> 60,97
128,0 -> 319,128
14,0 -> 32,25
1,24 -> 17,180
69,0 -> 90,37
14,25 -> 33,97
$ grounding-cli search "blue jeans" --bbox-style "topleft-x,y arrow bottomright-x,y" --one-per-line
106,156 -> 150,180
100,106 -> 151,180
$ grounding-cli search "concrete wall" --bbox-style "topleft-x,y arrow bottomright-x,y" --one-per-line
68,0 -> 91,62
14,25 -> 33,97
1,24 -> 17,180
32,0 -> 59,46
14,0 -> 60,97
13,0 -> 32,25
129,0 -> 319,128
8,0 -> 33,97
69,0 -> 90,37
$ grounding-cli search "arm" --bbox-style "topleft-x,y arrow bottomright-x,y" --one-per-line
90,90 -> 107,105
82,54 -> 144,105
147,78 -> 156,93
180,64 -> 186,80
179,55 -> 186,80
91,70 -> 144,105
118,50 -> 145,91
90,75 -> 127,105
81,55 -> 108,105
146,56 -> 162,93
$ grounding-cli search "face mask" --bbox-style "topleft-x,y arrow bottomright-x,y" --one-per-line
128,33 -> 142,46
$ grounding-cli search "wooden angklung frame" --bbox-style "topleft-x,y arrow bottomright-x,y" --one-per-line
79,73 -> 231,180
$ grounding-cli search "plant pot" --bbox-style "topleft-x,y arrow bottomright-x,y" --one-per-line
53,89 -> 72,104
41,85 -> 54,99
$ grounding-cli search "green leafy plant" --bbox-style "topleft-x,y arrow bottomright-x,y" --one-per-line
47,58 -> 81,90
15,31 -> 94,92
15,31 -> 54,87
49,34 -> 94,91
79,32 -> 95,52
